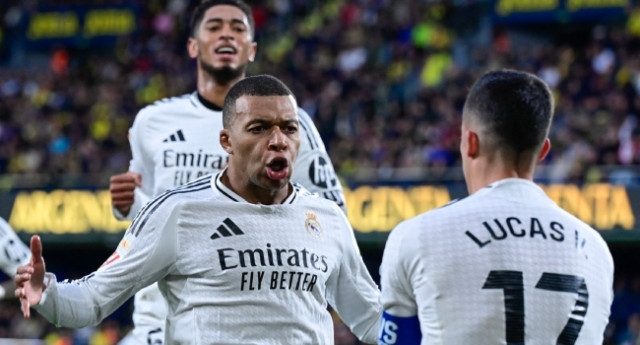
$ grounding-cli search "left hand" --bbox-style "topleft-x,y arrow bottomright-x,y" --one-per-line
14,235 -> 46,318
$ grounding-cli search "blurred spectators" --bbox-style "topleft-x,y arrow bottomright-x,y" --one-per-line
1,0 -> 640,187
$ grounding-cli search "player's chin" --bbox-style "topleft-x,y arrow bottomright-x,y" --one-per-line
265,175 -> 290,187
212,59 -> 238,68
262,170 -> 291,188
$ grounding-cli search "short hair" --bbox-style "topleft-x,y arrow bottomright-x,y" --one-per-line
190,0 -> 255,40
223,75 -> 295,128
463,69 -> 554,154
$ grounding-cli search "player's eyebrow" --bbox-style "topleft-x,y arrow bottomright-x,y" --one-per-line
203,18 -> 248,27
246,118 -> 299,126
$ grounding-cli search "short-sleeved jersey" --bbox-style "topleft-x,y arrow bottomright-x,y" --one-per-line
115,92 -> 345,221
0,216 -> 30,277
379,178 -> 614,345
114,92 -> 347,344
36,173 -> 381,345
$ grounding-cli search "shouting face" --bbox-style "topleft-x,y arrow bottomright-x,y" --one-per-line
221,95 -> 300,203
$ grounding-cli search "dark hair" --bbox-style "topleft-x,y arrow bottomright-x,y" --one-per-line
190,0 -> 255,39
223,75 -> 295,128
463,69 -> 554,153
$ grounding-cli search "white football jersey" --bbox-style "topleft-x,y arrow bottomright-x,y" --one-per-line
36,173 -> 381,345
0,216 -> 30,277
115,92 -> 346,344
379,178 -> 614,345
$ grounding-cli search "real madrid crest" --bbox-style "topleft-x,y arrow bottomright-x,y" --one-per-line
305,211 -> 322,237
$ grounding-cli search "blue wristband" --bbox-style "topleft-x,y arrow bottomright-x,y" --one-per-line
379,311 -> 421,345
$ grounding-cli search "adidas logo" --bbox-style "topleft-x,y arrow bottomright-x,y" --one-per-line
163,129 -> 186,142
211,218 -> 245,240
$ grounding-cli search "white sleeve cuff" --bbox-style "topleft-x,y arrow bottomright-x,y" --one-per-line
36,272 -> 58,307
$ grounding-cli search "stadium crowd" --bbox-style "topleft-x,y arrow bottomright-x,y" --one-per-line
2,1 -> 640,186
2,0 -> 640,343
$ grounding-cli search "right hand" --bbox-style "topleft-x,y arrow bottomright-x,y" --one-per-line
109,172 -> 142,217
14,235 -> 46,318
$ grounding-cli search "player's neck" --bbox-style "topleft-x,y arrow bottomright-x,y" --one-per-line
196,72 -> 245,108
221,168 -> 292,205
468,159 -> 534,194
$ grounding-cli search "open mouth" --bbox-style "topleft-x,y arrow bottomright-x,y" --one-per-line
266,158 -> 289,180
215,46 -> 237,55
267,157 -> 288,171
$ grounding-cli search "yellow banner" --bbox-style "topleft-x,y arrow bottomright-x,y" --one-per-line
10,190 -> 130,234
8,183 -> 635,235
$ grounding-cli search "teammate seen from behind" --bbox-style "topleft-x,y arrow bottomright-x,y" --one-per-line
0,217 -> 30,300
16,75 -> 381,345
378,70 -> 614,344
108,1 -> 346,343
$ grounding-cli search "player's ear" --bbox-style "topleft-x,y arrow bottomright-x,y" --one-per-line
187,37 -> 198,59
465,130 -> 479,158
537,138 -> 551,162
248,42 -> 257,62
220,130 -> 233,154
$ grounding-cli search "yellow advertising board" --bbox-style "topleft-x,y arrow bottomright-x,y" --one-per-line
6,183 -> 636,241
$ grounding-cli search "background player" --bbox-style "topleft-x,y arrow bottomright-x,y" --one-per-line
0,216 -> 30,301
378,70 -> 614,344
108,1 -> 346,343
16,75 -> 381,345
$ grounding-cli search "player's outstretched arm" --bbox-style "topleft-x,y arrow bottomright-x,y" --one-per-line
11,195 -> 178,329
14,235 -> 46,318
109,171 -> 142,218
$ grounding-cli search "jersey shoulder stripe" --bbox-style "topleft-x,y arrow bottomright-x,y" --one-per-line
129,178 -> 211,237
297,109 -> 319,150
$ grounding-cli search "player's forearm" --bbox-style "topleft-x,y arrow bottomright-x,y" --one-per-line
339,292 -> 382,344
329,268 -> 381,343
35,273 -> 124,328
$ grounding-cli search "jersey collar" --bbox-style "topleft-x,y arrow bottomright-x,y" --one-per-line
480,178 -> 547,197
192,92 -> 223,111
212,169 -> 298,205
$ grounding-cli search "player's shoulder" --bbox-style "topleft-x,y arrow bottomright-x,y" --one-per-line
296,107 -> 318,133
293,182 -> 316,197
415,195 -> 470,224
168,174 -> 214,200
144,92 -> 194,111
296,107 -> 312,121
147,175 -> 214,210
296,107 -> 317,134
135,93 -> 194,120
294,182 -> 324,205
293,182 -> 343,212
546,197 -> 610,247
386,194 -> 472,246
